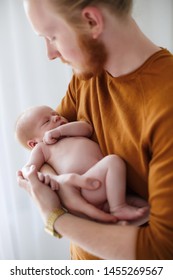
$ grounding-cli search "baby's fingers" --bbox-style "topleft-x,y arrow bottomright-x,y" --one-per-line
38,173 -> 51,185
50,179 -> 59,191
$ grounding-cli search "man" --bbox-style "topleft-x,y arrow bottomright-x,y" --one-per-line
18,0 -> 173,259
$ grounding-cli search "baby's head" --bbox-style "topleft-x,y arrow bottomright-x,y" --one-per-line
15,105 -> 68,149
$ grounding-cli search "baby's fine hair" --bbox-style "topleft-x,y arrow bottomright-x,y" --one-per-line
15,108 -> 35,150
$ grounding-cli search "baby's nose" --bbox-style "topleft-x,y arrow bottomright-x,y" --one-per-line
52,115 -> 60,122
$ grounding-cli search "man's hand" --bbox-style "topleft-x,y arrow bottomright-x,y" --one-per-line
126,194 -> 149,226
21,165 -> 31,180
17,165 -> 62,223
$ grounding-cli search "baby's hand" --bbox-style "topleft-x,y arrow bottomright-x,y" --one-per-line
37,172 -> 59,190
43,129 -> 61,145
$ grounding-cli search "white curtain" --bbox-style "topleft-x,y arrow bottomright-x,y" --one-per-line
0,0 -> 71,260
0,0 -> 173,260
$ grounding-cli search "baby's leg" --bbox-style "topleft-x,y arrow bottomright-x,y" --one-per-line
81,157 -> 111,206
82,155 -> 126,207
103,155 -> 148,220
82,155 -> 148,220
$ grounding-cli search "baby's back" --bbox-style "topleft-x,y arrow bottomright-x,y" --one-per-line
46,136 -> 103,175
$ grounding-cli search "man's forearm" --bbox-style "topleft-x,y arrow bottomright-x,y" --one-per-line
54,213 -> 138,259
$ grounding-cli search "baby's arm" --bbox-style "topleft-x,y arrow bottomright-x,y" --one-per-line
22,144 -> 58,189
22,143 -> 46,179
44,121 -> 93,144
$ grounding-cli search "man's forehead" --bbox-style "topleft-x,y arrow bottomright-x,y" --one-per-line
23,0 -> 51,31
23,0 -> 65,39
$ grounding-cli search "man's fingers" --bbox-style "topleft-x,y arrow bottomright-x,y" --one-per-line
16,170 -> 30,194
38,172 -> 44,182
27,165 -> 40,184
16,170 -> 24,184
17,170 -> 22,176
117,220 -> 129,226
127,194 -> 148,208
51,179 -> 59,191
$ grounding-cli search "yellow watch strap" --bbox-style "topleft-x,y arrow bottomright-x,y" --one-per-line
45,208 -> 66,238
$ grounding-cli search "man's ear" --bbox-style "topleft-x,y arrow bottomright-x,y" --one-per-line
81,6 -> 104,39
27,139 -> 37,149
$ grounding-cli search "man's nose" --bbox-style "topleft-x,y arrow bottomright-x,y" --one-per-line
45,39 -> 61,60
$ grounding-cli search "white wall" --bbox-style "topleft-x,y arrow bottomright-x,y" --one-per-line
133,0 -> 173,51
0,0 -> 172,260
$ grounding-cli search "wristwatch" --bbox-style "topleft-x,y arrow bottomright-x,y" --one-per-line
45,208 -> 67,238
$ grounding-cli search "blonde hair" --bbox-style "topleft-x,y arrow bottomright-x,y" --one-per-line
48,0 -> 133,30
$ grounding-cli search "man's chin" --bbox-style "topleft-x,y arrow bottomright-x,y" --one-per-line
72,68 -> 94,81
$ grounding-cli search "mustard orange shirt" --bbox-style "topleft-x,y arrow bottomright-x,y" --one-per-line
57,49 -> 173,259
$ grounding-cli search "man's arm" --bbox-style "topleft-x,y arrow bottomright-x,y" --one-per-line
55,212 -> 138,259
44,121 -> 93,144
18,166 -> 138,259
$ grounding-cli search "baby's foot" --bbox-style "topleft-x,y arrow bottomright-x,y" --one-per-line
111,203 -> 149,220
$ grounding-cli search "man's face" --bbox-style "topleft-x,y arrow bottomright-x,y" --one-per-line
24,0 -> 107,79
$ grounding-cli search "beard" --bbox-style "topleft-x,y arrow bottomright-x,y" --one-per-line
73,34 -> 108,80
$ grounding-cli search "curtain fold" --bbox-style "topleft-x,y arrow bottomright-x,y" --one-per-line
0,0 -> 172,259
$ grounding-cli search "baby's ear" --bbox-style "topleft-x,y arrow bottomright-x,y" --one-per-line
27,139 -> 37,149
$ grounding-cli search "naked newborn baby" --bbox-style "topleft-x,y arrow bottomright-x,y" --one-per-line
16,105 -> 148,222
